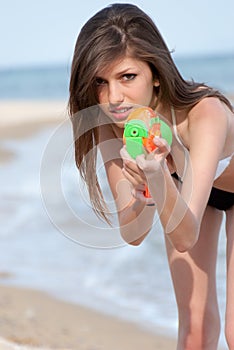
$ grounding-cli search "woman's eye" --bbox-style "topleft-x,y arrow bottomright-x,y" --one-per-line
122,74 -> 137,81
95,78 -> 106,86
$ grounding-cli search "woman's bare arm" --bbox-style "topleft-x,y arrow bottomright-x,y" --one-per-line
135,98 -> 229,251
99,123 -> 156,245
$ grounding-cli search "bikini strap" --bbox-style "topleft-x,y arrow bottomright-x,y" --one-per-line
171,107 -> 184,147
171,106 -> 189,182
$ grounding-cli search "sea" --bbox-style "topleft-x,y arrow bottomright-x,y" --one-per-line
0,53 -> 233,100
0,53 -> 233,347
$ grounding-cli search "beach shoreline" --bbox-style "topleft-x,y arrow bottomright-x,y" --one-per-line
0,99 -> 68,164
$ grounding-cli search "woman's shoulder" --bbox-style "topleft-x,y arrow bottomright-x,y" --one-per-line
184,97 -> 234,164
188,97 -> 227,120
187,97 -> 231,135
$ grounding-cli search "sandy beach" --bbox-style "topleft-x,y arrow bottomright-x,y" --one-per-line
0,284 -> 178,350
0,100 -> 180,350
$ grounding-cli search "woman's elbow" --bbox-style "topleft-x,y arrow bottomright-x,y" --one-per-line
120,230 -> 149,246
167,224 -> 200,253
173,237 -> 198,253
128,234 -> 148,246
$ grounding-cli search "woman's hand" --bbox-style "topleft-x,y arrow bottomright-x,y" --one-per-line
120,146 -> 147,187
136,137 -> 171,175
120,137 -> 171,205
120,146 -> 154,205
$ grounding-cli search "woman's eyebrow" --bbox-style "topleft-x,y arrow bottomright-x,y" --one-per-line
96,66 -> 138,78
117,67 -> 137,74
112,67 -> 139,77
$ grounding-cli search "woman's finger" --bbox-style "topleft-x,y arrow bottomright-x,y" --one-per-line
131,188 -> 156,206
120,146 -> 136,163
135,154 -> 147,170
153,137 -> 171,154
136,153 -> 165,173
124,159 -> 145,177
122,168 -> 143,187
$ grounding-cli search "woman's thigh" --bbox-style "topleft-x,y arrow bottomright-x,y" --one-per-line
225,206 -> 234,342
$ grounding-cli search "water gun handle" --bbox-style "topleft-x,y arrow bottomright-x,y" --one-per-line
143,186 -> 151,198
123,120 -> 155,200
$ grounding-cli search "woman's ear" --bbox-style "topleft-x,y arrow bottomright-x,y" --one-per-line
153,80 -> 160,87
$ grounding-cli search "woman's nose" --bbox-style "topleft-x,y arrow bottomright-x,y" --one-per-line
108,82 -> 124,104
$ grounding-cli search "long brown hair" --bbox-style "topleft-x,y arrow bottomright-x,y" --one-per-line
68,3 -> 233,223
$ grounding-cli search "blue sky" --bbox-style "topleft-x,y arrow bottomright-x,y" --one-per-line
1,0 -> 233,68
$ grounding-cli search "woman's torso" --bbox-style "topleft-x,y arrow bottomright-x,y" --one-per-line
168,99 -> 234,192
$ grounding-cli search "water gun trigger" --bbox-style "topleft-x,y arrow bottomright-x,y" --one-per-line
142,122 -> 161,153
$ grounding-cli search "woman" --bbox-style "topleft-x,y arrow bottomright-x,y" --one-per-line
69,3 -> 234,349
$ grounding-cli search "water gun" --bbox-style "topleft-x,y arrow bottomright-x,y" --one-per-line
123,107 -> 173,198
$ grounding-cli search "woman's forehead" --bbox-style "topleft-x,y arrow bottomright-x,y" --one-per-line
96,56 -> 146,76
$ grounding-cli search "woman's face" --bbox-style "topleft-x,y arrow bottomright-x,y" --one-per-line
95,56 -> 159,127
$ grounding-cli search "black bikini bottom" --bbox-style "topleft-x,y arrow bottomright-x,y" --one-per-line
207,187 -> 234,211
171,173 -> 234,211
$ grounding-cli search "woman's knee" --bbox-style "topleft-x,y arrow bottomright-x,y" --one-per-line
178,308 -> 220,350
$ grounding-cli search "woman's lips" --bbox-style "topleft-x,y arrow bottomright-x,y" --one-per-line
109,106 -> 133,121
